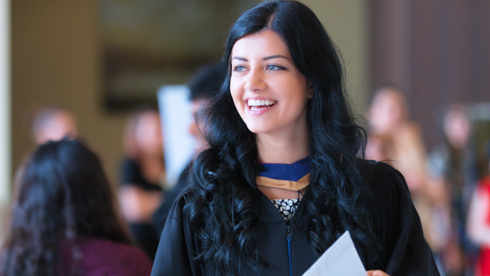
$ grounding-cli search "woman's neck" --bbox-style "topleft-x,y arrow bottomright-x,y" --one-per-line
256,129 -> 309,164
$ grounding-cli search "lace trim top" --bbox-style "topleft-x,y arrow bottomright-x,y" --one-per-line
271,198 -> 302,221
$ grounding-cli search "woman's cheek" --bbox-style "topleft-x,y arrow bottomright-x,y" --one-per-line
230,83 -> 243,109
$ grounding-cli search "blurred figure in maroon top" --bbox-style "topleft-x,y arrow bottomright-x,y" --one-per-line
0,139 -> 151,276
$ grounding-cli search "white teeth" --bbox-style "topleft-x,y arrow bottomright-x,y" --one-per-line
247,99 -> 276,107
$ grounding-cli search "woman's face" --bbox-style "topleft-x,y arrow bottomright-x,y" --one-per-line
444,110 -> 470,148
230,29 -> 312,136
135,112 -> 163,155
369,90 -> 405,134
36,111 -> 78,144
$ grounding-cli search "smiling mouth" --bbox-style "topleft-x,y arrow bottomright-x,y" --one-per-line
247,99 -> 277,110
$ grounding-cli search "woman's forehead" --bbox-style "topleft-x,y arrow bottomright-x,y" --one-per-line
231,30 -> 291,59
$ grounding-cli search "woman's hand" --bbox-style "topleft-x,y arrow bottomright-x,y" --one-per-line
366,270 -> 390,276
118,185 -> 163,222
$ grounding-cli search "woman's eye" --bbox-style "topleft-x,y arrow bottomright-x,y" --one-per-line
233,65 -> 246,72
266,64 -> 285,70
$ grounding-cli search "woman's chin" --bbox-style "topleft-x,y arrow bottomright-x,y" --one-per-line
245,124 -> 270,135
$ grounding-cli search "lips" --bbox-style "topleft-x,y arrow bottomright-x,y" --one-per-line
247,99 -> 277,110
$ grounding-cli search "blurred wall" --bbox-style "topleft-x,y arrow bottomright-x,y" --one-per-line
10,0 -> 369,190
304,0 -> 370,114
370,0 -> 490,150
11,0 -> 127,185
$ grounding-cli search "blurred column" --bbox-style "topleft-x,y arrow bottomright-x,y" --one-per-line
369,0 -> 412,95
0,0 -> 11,233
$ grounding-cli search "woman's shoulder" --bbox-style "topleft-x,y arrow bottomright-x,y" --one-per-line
357,158 -> 409,195
478,176 -> 490,194
356,159 -> 440,274
119,158 -> 142,184
356,158 -> 412,220
121,157 -> 139,171
165,187 -> 195,220
479,176 -> 490,186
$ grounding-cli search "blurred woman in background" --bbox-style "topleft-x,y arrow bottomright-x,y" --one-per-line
367,87 -> 428,194
427,105 -> 480,275
366,87 -> 441,247
0,139 -> 151,276
119,107 -> 165,260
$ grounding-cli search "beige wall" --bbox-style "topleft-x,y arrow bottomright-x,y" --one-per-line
10,0 -> 369,195
11,1 -> 128,188
302,0 -> 370,113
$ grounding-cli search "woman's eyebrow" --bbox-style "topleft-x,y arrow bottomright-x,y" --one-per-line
232,56 -> 248,61
263,55 -> 288,61
232,55 -> 289,62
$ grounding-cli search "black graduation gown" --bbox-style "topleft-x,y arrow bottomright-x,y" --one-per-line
151,160 -> 440,276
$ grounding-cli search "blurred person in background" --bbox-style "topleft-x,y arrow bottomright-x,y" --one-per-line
30,106 -> 78,144
366,86 -> 442,259
427,105 -> 480,276
367,86 -> 427,194
467,140 -> 490,276
152,62 -> 225,236
0,139 -> 152,276
119,107 -> 165,261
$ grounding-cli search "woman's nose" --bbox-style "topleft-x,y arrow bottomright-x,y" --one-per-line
244,68 -> 266,92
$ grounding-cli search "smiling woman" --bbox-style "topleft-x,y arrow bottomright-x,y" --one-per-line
230,30 -> 312,154
151,1 -> 440,275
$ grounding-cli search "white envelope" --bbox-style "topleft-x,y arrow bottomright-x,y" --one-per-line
303,231 -> 366,276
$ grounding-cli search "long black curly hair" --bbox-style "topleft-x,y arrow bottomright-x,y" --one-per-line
0,139 -> 132,276
183,0 -> 380,274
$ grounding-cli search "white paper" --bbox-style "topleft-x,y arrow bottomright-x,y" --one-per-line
157,85 -> 194,189
303,231 -> 366,276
